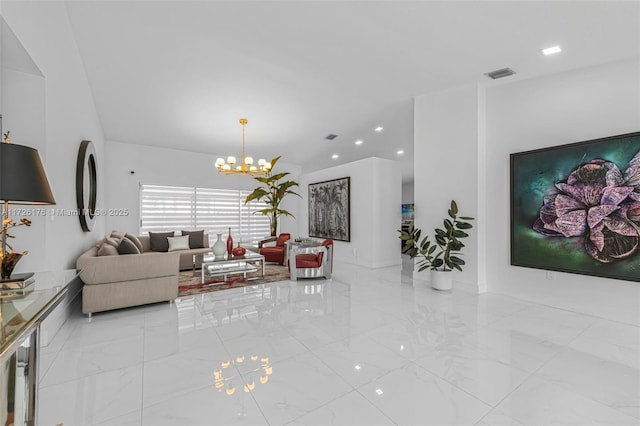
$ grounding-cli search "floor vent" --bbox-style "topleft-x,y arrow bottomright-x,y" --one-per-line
325,134 -> 338,140
485,67 -> 516,79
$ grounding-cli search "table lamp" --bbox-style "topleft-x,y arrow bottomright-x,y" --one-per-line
0,114 -> 56,284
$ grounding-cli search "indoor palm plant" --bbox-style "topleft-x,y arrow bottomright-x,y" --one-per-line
399,200 -> 474,290
245,156 -> 300,236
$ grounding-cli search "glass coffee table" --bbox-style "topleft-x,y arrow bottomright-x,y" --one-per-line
193,250 -> 265,284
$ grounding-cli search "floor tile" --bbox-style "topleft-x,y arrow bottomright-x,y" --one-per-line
313,333 -> 411,388
357,363 -> 491,425
40,335 -> 143,387
287,390 -> 395,425
567,319 -> 640,370
461,327 -> 562,373
141,385 -> 268,425
534,346 -> 640,419
486,305 -> 597,346
246,351 -> 353,425
493,376 -> 640,425
38,365 -> 143,426
413,346 -> 530,407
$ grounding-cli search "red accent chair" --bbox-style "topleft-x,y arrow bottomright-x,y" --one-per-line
290,239 -> 333,280
259,233 -> 291,264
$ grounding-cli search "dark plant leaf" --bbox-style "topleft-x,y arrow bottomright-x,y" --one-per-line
451,200 -> 458,215
444,219 -> 453,230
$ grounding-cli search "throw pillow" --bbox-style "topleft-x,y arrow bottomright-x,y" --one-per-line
104,237 -> 121,248
97,242 -> 119,256
110,230 -> 125,239
149,231 -> 174,252
167,235 -> 190,252
118,237 -> 141,255
181,230 -> 205,249
125,233 -> 144,253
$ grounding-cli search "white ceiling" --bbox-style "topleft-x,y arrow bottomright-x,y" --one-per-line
64,1 -> 640,183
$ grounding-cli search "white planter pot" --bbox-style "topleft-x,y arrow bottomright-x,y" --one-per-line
430,269 -> 453,291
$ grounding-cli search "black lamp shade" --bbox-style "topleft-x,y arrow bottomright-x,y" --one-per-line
0,143 -> 56,205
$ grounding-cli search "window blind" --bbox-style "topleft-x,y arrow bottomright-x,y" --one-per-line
140,184 -> 270,244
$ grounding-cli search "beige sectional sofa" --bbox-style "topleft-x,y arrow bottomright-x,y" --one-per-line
77,234 -> 210,316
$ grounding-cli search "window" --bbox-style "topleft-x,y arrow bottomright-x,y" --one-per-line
140,184 -> 270,244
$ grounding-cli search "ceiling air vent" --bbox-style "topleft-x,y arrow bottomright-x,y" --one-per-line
485,67 -> 516,80
325,134 -> 338,141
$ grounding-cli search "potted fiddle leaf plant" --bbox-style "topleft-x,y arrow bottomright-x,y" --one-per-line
245,156 -> 300,236
398,200 -> 474,290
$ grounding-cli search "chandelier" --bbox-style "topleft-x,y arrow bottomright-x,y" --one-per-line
215,118 -> 271,176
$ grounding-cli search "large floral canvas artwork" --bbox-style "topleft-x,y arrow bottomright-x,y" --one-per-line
511,132 -> 640,282
309,177 -> 350,241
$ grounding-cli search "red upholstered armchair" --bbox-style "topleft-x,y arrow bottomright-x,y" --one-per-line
259,233 -> 291,264
290,239 -> 333,280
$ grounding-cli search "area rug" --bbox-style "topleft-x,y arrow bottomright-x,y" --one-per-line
178,264 -> 290,297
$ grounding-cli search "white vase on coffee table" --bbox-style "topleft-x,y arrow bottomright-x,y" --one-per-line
212,233 -> 226,259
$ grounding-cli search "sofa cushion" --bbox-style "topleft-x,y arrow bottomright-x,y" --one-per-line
118,237 -> 141,255
104,237 -> 121,248
97,242 -> 119,256
181,230 -> 205,249
125,233 -> 144,253
77,249 -> 179,285
149,231 -> 174,252
110,230 -> 125,239
168,235 -> 190,252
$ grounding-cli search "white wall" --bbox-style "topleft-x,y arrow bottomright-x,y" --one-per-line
298,157 -> 402,268
401,181 -> 414,204
485,59 -> 640,326
104,140 -> 301,236
2,1 -> 106,271
414,85 -> 480,288
414,58 -> 640,325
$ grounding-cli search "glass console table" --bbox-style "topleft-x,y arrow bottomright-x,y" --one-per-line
193,251 -> 265,284
0,269 -> 79,426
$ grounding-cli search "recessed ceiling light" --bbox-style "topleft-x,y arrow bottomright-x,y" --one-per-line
375,389 -> 384,395
541,45 -> 562,56
397,150 -> 404,155
332,154 -> 339,159
374,126 -> 383,132
355,140 -> 363,145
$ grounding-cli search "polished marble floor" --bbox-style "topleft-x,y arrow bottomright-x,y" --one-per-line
38,259 -> 640,425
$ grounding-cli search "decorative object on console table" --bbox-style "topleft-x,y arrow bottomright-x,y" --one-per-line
511,131 -> 640,282
245,155 -> 300,236
226,227 -> 233,256
212,233 -> 226,259
0,115 -> 56,284
308,176 -> 350,242
399,200 -> 474,291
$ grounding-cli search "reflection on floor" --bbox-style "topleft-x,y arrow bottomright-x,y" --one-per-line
38,258 -> 640,425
